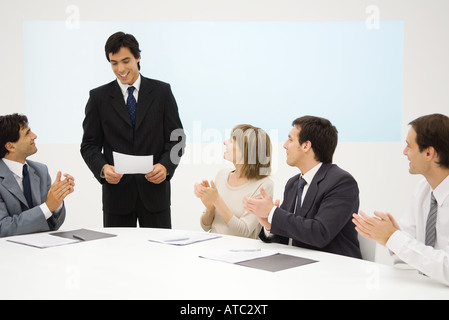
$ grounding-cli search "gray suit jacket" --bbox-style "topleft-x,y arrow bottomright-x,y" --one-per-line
259,163 -> 362,259
0,159 -> 65,237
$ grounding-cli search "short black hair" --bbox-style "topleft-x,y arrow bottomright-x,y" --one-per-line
409,113 -> 449,169
105,32 -> 141,70
292,116 -> 338,164
0,113 -> 29,159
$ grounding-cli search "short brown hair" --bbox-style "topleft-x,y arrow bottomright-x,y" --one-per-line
409,113 -> 449,169
292,116 -> 338,164
231,124 -> 272,179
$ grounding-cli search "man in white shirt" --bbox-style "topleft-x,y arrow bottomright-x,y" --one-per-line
0,113 -> 75,237
353,113 -> 449,285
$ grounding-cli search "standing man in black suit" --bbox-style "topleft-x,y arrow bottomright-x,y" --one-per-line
244,116 -> 361,258
81,32 -> 185,228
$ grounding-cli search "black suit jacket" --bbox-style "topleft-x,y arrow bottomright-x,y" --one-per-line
260,163 -> 362,259
81,76 -> 185,215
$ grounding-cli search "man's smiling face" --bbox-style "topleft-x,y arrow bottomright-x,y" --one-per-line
109,46 -> 140,85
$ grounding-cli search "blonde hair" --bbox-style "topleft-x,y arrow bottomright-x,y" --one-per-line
231,124 -> 272,180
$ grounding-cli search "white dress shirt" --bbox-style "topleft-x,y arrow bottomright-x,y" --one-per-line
264,163 -> 323,243
117,74 -> 141,103
386,174 -> 449,285
268,162 -> 323,224
2,158 -> 53,219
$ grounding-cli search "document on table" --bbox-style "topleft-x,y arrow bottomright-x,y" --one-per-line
148,231 -> 221,246
7,233 -> 80,249
6,229 -> 117,249
113,151 -> 153,174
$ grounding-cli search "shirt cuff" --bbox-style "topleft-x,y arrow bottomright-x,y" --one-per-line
39,203 -> 53,220
39,202 -> 64,220
386,230 -> 410,254
263,227 -> 271,237
267,206 -> 277,224
100,165 -> 106,178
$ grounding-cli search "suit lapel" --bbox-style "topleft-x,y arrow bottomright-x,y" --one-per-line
0,160 -> 29,208
109,80 -> 133,127
135,76 -> 155,131
286,178 -> 300,213
280,174 -> 301,214
299,163 -> 331,217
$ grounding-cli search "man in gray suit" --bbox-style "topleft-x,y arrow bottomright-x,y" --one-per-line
0,114 -> 75,237
244,116 -> 361,258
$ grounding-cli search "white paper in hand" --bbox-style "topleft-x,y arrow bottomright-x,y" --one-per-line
113,151 -> 153,174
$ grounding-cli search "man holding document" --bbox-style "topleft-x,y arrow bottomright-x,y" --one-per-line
81,32 -> 185,228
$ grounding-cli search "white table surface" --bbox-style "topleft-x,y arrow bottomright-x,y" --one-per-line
0,228 -> 447,300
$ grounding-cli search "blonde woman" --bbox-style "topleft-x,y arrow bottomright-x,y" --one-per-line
194,124 -> 273,239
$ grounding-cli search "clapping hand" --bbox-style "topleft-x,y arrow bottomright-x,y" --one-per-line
45,171 -> 75,212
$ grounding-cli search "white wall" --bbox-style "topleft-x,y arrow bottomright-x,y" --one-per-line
1,0 -> 449,264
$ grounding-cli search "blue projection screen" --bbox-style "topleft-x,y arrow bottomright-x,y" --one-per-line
23,21 -> 403,143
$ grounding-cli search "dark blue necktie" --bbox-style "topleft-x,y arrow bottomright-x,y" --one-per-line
126,86 -> 137,127
294,177 -> 307,216
22,164 -> 33,208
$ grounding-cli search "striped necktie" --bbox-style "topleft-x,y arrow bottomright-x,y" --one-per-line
425,192 -> 438,247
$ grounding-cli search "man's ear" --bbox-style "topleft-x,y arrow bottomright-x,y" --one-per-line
425,146 -> 435,158
426,146 -> 441,165
302,140 -> 312,152
4,142 -> 14,153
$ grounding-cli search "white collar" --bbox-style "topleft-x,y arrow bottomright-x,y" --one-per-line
116,74 -> 141,97
2,158 -> 27,178
301,162 -> 323,185
433,174 -> 449,207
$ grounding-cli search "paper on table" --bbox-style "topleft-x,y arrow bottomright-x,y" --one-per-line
113,151 -> 153,174
199,249 -> 278,264
148,231 -> 221,246
7,233 -> 79,249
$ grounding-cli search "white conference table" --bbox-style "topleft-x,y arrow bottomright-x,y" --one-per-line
0,227 -> 447,300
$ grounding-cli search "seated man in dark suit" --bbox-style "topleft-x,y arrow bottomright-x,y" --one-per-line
0,113 -> 75,237
243,116 -> 361,258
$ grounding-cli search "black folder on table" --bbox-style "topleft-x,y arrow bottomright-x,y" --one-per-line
236,253 -> 318,272
51,229 -> 117,242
